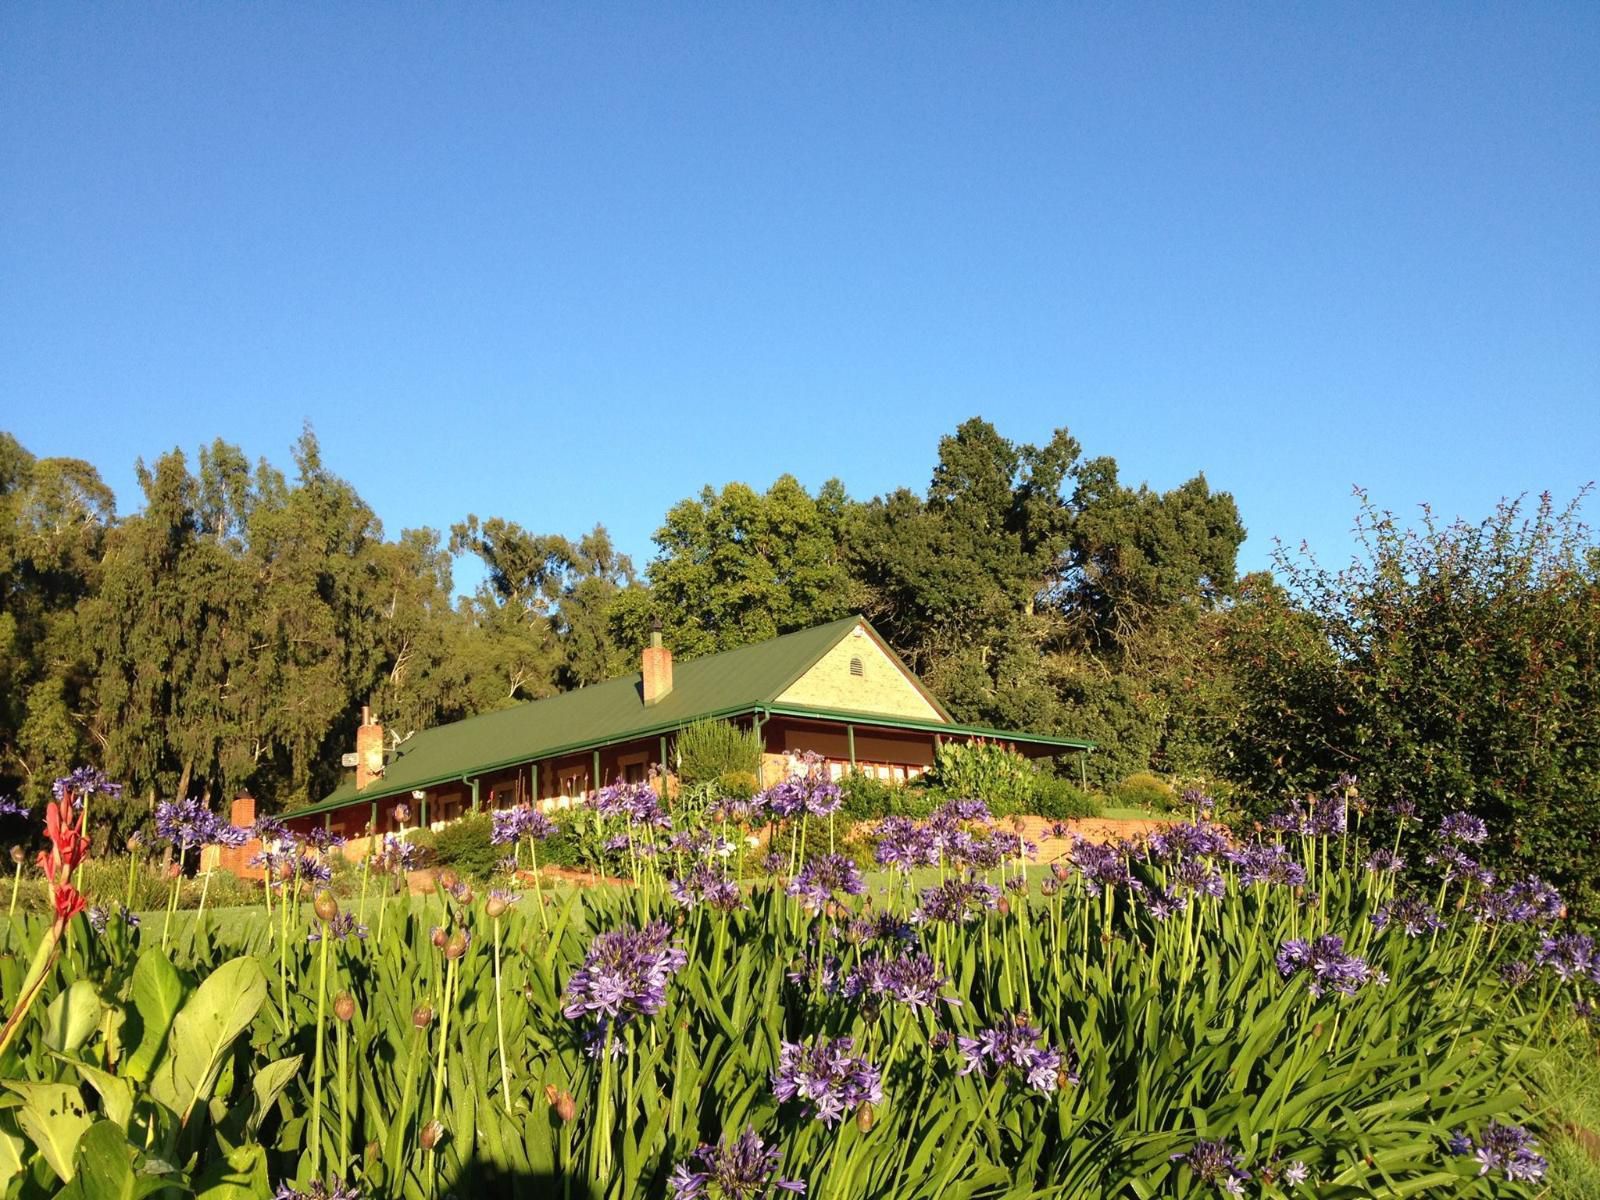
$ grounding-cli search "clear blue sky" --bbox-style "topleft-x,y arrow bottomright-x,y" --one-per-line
4,4 -> 1597,592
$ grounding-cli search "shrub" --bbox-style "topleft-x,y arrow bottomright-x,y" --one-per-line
430,812 -> 500,882
676,718 -> 763,787
1031,776 -> 1103,820
840,773 -> 899,819
714,768 -> 759,799
1114,771 -> 1176,812
924,740 -> 1036,812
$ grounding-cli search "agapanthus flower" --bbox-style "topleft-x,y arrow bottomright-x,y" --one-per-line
491,806 -> 555,845
1275,935 -> 1376,997
932,798 -> 991,824
1425,844 -> 1488,886
1371,897 -> 1444,937
954,1013 -> 1072,1093
52,767 -> 123,804
1534,933 -> 1598,984
771,1037 -> 882,1125
1168,858 -> 1226,899
1172,1139 -> 1250,1195
786,854 -> 865,914
1069,839 -> 1137,890
669,865 -> 744,911
154,799 -> 249,849
667,1127 -> 805,1198
842,950 -> 958,1009
87,904 -> 139,933
272,1179 -> 361,1200
873,817 -> 939,871
0,795 -> 29,821
253,815 -> 292,844
1473,876 -> 1564,926
1500,959 -> 1535,988
1362,849 -> 1405,874
563,920 -> 688,1041
304,827 -> 347,852
1231,842 -> 1307,888
1449,1122 -> 1546,1182
786,950 -> 841,994
1148,820 -> 1230,861
847,912 -> 917,946
593,781 -> 668,826
1437,812 -> 1488,845
910,877 -> 1000,925
1143,886 -> 1186,921
308,913 -> 369,943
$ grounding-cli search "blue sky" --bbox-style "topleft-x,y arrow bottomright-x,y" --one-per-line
3,3 -> 1596,593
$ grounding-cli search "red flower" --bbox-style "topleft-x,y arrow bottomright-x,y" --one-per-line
41,795 -> 88,876
53,884 -> 86,923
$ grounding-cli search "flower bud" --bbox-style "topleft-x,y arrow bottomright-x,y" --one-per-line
8,845 -> 22,865
1050,862 -> 1070,881
453,883 -> 474,906
544,1083 -> 559,1106
486,894 -> 508,919
444,929 -> 469,959
1057,1069 -> 1074,1090
314,891 -> 339,922
334,992 -> 355,1022
419,1120 -> 445,1150
855,1101 -> 875,1132
167,861 -> 182,879
412,1004 -> 434,1028
996,897 -> 1011,917
430,925 -> 447,949
438,868 -> 459,890
394,803 -> 410,823
553,1091 -> 576,1122
364,1139 -> 381,1164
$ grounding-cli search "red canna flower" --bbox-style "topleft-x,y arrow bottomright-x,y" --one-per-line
39,794 -> 88,882
53,884 -> 86,923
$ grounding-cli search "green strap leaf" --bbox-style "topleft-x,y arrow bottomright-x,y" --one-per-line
150,956 -> 268,1126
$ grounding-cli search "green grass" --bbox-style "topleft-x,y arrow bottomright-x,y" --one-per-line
1538,1017 -> 1600,1198
1099,805 -> 1169,822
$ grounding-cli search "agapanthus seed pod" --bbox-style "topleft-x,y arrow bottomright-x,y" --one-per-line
544,1083 -> 559,1105
1050,862 -> 1070,881
856,1101 -> 875,1132
412,1004 -> 434,1028
334,992 -> 355,1022
445,929 -> 469,959
8,845 -> 22,865
430,925 -> 447,948
314,891 -> 339,922
394,803 -> 410,823
1011,816 -> 1026,834
485,894 -> 508,919
553,1091 -> 576,1122
167,862 -> 182,880
419,1120 -> 445,1150
438,868 -> 459,890
126,831 -> 144,851
996,897 -> 1011,917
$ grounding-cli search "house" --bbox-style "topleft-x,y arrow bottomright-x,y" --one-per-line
265,615 -> 1093,859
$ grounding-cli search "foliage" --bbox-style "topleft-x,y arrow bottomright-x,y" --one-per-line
1113,770 -> 1177,812
1218,489 -> 1600,914
428,813 -> 500,882
924,740 -> 1037,812
674,718 -> 763,789
1030,775 -> 1103,820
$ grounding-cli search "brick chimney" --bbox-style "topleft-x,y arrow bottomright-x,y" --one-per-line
356,706 -> 385,790
641,624 -> 673,706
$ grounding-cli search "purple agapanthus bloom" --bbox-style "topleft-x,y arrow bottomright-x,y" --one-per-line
1148,820 -> 1230,861
154,798 -> 249,849
667,1127 -> 806,1198
1168,858 -> 1227,899
842,950 -> 958,1009
1473,876 -> 1564,926
874,816 -> 939,871
1144,886 -> 1186,921
298,855 -> 333,886
304,827 -> 347,853
910,877 -> 1001,925
593,780 -> 668,826
563,921 -> 688,1040
1275,935 -> 1376,997
1231,843 -> 1308,888
272,1180 -> 361,1200
252,815 -> 293,845
1437,812 -> 1488,845
52,767 -> 124,804
669,865 -> 743,911
1371,897 -> 1445,937
1362,849 -> 1405,874
491,806 -> 556,845
786,854 -> 865,914
847,912 -> 917,946
308,913 -> 368,943
1069,839 -> 1137,890
1535,933 -> 1599,984
0,795 -> 29,820
1172,1139 -> 1250,1195
954,1013 -> 1072,1093
771,1037 -> 882,1125
1449,1122 -> 1546,1182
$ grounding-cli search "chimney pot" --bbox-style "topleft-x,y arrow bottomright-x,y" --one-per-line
356,708 -> 385,790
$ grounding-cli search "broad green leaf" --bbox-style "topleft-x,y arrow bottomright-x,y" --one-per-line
43,980 -> 104,1055
150,956 -> 267,1125
54,1056 -> 134,1132
0,1123 -> 26,1194
194,1142 -> 267,1200
4,1080 -> 91,1183
246,1055 -> 302,1138
58,1120 -> 172,1200
124,951 -> 185,1084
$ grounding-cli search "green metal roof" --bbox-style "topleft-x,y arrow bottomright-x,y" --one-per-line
293,615 -> 1092,819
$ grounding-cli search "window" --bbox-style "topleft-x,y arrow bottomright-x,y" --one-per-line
849,656 -> 864,677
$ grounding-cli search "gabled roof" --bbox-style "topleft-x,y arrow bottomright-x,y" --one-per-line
295,614 -> 1092,819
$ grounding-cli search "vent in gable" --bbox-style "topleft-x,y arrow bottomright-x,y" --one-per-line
849,656 -> 864,678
